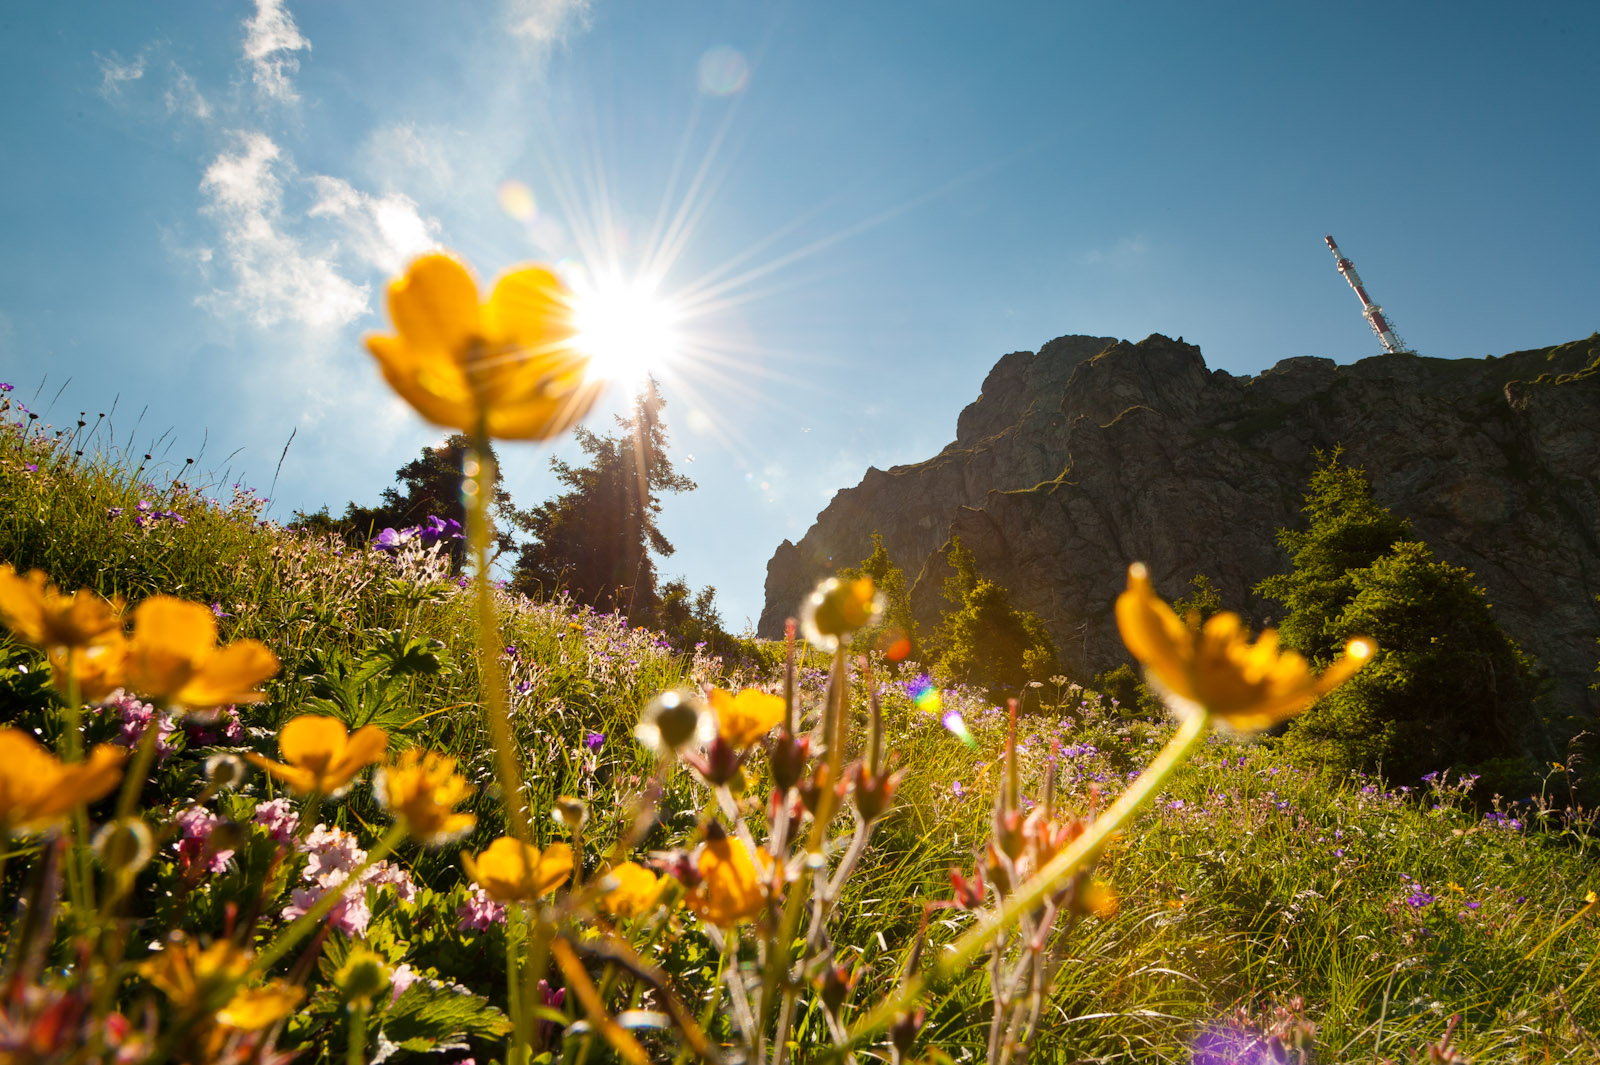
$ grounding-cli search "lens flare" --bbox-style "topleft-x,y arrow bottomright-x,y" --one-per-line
498,180 -> 537,222
698,46 -> 749,96
570,272 -> 682,387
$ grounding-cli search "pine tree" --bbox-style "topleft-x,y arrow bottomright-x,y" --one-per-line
510,379 -> 694,617
339,434 -> 515,568
928,536 -> 1057,701
1258,451 -> 1545,786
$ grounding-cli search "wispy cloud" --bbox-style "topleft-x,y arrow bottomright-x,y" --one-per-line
308,176 -> 440,275
242,0 -> 311,103
198,131 -> 369,328
96,49 -> 148,99
506,0 -> 592,48
164,62 -> 212,121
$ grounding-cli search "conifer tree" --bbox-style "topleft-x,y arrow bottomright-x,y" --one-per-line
510,379 -> 694,618
929,536 -> 1057,701
1259,451 -> 1545,785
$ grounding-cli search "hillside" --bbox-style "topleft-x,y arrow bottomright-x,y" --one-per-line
761,334 -> 1600,719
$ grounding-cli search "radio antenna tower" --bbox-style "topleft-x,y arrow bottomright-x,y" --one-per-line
1324,234 -> 1408,354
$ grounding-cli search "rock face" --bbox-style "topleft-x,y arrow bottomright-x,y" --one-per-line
760,333 -> 1600,718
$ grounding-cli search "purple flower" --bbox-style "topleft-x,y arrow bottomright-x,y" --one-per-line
109,694 -> 180,761
951,780 -> 965,799
23,463 -> 36,473
417,515 -> 463,546
210,602 -> 232,618
373,526 -> 412,552
0,383 -> 11,392
106,506 -> 124,518
585,731 -> 605,752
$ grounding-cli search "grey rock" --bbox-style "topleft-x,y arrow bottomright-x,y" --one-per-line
760,333 -> 1600,719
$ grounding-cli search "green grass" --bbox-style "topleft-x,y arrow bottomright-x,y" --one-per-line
5,399 -> 1600,1063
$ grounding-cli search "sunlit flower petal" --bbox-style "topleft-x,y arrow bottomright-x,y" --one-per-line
688,836 -> 772,927
123,596 -> 278,709
377,748 -> 476,845
365,252 -> 603,441
1115,562 -> 1373,731
709,688 -> 785,749
0,565 -> 124,650
0,728 -> 127,835
246,715 -> 387,797
601,861 -> 664,919
461,837 -> 573,902
216,981 -> 303,1031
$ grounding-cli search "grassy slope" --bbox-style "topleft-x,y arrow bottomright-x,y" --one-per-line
4,405 -> 1600,1062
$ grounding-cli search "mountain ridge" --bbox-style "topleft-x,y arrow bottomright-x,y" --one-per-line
760,332 -> 1600,718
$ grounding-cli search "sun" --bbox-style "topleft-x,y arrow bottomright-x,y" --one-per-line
570,272 -> 682,387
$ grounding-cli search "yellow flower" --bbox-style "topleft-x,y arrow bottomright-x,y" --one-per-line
799,576 -> 884,650
601,861 -> 664,919
1115,562 -> 1373,732
0,728 -> 127,836
246,715 -> 388,797
689,836 -> 772,927
216,981 -> 303,1031
0,565 -> 124,651
377,748 -> 476,844
709,688 -> 785,749
461,836 -> 573,902
365,253 -> 603,440
48,636 -> 128,703
123,596 -> 279,710
141,937 -> 251,1014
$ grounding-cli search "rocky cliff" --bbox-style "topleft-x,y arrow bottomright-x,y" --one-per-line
760,333 -> 1600,717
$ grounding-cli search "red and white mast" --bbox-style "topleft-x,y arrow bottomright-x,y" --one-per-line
1324,234 -> 1407,354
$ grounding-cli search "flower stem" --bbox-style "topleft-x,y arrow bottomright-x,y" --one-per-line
843,710 -> 1212,1051
466,432 -> 531,843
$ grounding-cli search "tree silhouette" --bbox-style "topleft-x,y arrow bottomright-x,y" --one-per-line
511,379 -> 694,618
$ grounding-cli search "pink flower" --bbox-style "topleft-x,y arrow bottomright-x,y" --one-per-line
108,693 -> 180,761
173,806 -> 234,873
252,798 -> 300,844
456,886 -> 506,931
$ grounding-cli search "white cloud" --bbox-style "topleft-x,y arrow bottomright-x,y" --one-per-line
242,0 -> 311,103
506,0 -> 592,46
198,131 -> 369,328
164,63 -> 212,121
308,175 -> 440,275
96,50 -> 148,98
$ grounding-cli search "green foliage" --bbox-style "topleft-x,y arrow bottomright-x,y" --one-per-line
1256,448 -> 1412,662
511,379 -> 694,618
654,577 -> 738,657
1171,573 -> 1223,623
929,537 -> 1057,700
1093,663 -> 1163,720
1260,452 -> 1544,783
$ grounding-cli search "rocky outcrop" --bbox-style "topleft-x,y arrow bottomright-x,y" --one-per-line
760,333 -> 1600,718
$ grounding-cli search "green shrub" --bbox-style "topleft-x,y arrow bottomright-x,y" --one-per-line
1260,453 -> 1546,784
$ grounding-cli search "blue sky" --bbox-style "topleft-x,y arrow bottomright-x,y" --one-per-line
3,1 -> 1595,629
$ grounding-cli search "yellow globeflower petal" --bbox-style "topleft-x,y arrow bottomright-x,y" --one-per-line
123,596 -> 278,710
217,981 -> 304,1031
1114,563 -> 1373,732
0,565 -> 124,650
602,861 -> 664,919
463,837 -> 573,902
49,636 -> 128,703
483,265 -> 577,352
365,251 -> 601,441
388,253 -> 481,354
709,688 -> 786,749
379,748 -> 476,845
174,639 -> 279,707
689,837 -> 770,927
246,716 -> 387,797
0,729 -> 128,835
